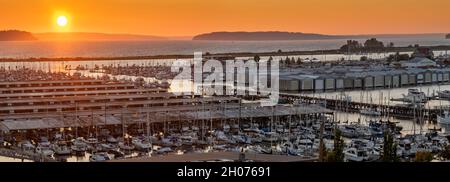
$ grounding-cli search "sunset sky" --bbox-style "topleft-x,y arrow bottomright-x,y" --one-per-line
1,0 -> 450,36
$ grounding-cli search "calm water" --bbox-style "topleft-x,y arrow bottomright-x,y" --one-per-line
0,35 -> 449,58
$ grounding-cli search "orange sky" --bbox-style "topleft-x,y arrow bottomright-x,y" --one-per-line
1,0 -> 450,36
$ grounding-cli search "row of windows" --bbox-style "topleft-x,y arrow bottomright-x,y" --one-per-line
0,100 -> 238,114
0,81 -> 103,88
0,86 -> 132,94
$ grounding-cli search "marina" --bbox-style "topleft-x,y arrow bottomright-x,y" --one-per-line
0,70 -> 334,162
4,2 -> 450,181
1,43 -> 450,163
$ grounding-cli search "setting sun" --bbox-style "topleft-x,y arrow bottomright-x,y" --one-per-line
57,16 -> 68,27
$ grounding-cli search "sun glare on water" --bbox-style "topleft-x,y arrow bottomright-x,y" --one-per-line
57,16 -> 68,27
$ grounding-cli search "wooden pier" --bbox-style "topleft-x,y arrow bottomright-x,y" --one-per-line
280,93 -> 440,121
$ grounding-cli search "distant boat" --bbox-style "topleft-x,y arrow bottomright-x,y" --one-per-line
132,138 -> 152,151
52,141 -> 71,155
402,89 -> 427,103
344,148 -> 369,162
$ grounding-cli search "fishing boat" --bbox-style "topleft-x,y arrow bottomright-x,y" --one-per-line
72,137 -> 87,146
437,111 -> 450,124
179,135 -> 196,145
338,125 -> 358,138
89,152 -> 111,162
118,141 -> 135,151
212,144 -> 227,151
155,147 -> 173,154
132,138 -> 152,151
52,141 -> 71,155
38,137 -> 51,146
106,136 -> 119,143
71,137 -> 88,155
36,142 -> 54,157
402,89 -> 427,103
18,140 -> 35,153
85,138 -> 99,145
344,148 -> 369,162
98,143 -> 117,151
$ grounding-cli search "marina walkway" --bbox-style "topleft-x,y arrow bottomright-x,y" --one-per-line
280,92 -> 440,120
112,151 -> 317,162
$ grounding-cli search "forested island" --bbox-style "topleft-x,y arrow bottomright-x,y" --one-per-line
193,31 -> 354,41
0,30 -> 37,41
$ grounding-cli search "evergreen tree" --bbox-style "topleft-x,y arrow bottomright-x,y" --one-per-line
333,129 -> 345,162
254,55 -> 260,62
382,129 -> 399,162
285,57 -> 291,65
319,139 -> 327,162
326,128 -> 344,162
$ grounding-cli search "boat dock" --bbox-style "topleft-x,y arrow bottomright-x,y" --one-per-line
281,93 -> 440,120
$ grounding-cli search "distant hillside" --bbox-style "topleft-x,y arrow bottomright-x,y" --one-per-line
193,31 -> 350,41
447,34 -> 450,39
34,32 -> 167,41
0,30 -> 37,41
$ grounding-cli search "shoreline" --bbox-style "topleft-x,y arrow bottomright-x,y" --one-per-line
1,45 -> 450,62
